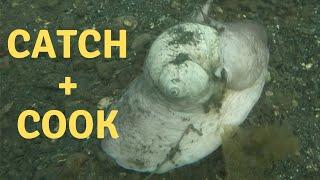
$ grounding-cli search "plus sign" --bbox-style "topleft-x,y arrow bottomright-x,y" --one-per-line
59,77 -> 77,95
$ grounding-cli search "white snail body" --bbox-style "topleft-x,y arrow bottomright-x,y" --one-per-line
101,21 -> 269,173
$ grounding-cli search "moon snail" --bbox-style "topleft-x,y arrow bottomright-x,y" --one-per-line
101,18 -> 269,173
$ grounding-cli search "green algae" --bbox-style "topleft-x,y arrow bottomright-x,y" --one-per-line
221,124 -> 300,180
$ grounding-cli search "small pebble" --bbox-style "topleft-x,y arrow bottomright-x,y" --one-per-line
214,6 -> 224,14
150,22 -> 155,29
97,97 -> 114,110
114,16 -> 138,30
301,62 -> 313,70
123,18 -> 133,27
305,63 -> 313,69
265,90 -> 274,97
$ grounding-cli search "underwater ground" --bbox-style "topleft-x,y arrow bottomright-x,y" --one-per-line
0,0 -> 319,179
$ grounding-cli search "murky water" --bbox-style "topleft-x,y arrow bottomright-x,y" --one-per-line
0,0 -> 319,179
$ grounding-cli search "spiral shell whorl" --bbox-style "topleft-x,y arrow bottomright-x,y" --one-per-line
159,60 -> 210,99
144,23 -> 220,101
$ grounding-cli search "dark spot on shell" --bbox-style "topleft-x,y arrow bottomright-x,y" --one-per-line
168,26 -> 200,45
182,117 -> 190,122
170,53 -> 189,65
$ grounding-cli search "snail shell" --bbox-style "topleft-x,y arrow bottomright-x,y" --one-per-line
218,21 -> 269,90
145,23 -> 220,109
101,22 -> 269,173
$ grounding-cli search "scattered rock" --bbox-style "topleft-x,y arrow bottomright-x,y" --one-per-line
213,6 -> 224,14
265,90 -> 274,97
97,96 -> 114,110
113,16 -> 138,30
